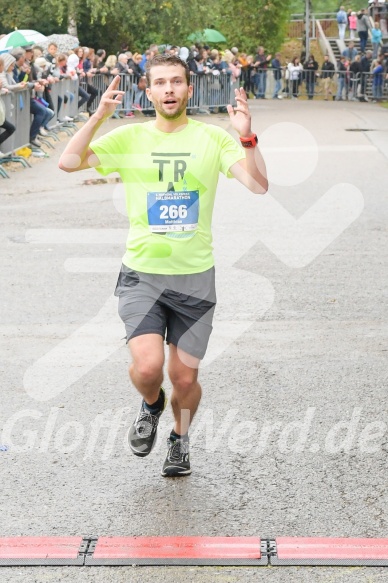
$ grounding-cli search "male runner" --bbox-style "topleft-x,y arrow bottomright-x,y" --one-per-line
59,54 -> 268,477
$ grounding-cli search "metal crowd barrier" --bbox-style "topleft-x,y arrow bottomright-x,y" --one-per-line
1,68 -> 386,178
46,77 -> 80,128
360,71 -> 388,101
0,81 -> 82,177
0,90 -> 30,155
251,69 -> 388,101
86,72 -> 239,114
0,89 -> 32,177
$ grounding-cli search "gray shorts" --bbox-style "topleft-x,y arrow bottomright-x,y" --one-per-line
114,265 -> 216,359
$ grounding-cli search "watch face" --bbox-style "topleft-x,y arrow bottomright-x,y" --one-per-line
240,135 -> 257,147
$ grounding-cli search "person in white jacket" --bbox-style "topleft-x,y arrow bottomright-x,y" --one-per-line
67,52 -> 90,110
287,57 -> 303,98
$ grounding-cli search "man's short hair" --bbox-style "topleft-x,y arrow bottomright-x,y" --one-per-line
146,53 -> 190,86
11,48 -> 25,61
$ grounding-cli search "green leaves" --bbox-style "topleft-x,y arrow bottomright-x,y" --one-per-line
211,0 -> 292,54
1,0 -> 293,54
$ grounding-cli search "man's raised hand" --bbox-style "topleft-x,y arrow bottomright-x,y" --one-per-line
93,75 -> 124,121
226,87 -> 252,138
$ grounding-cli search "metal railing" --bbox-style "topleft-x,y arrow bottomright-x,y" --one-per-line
0,80 -> 82,177
0,90 -> 30,153
46,77 -> 80,128
0,90 -> 33,177
0,73 -> 239,177
290,19 -> 318,40
248,69 -> 388,102
1,70 -> 387,178
84,72 -> 239,114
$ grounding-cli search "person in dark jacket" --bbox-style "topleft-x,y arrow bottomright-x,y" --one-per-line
81,48 -> 98,115
357,9 -> 372,54
359,50 -> 373,101
335,56 -> 347,100
253,46 -> 272,98
95,49 -> 108,73
127,53 -> 143,80
349,55 -> 362,100
271,53 -> 283,98
321,55 -> 335,100
303,54 -> 319,99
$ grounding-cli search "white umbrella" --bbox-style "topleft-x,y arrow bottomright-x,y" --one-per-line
39,34 -> 80,54
0,30 -> 47,53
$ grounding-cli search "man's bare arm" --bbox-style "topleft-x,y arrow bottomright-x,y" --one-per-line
227,87 -> 268,194
58,76 -> 124,173
229,147 -> 268,194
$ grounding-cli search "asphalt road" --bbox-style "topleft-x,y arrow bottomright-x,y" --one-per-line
1,99 -> 387,582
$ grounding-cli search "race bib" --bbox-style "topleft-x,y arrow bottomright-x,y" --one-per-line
147,190 -> 199,233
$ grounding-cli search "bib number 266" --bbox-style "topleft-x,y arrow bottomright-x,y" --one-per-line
160,204 -> 188,220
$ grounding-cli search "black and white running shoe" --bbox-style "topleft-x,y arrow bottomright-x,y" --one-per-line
161,437 -> 191,477
128,389 -> 166,457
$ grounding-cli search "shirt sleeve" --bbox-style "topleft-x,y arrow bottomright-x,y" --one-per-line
89,127 -> 125,176
217,128 -> 246,178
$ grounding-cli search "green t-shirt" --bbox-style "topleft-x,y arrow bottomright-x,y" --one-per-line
90,118 -> 245,274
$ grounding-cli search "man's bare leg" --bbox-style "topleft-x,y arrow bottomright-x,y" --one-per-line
167,344 -> 201,436
127,333 -> 166,457
128,333 -> 165,405
161,344 -> 200,476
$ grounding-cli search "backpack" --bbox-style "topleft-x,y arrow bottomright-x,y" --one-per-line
337,11 -> 346,24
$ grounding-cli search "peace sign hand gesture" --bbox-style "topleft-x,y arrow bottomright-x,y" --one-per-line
94,75 -> 125,121
226,87 -> 252,138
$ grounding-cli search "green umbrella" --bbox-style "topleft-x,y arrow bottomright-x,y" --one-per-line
0,30 -> 47,53
187,28 -> 227,43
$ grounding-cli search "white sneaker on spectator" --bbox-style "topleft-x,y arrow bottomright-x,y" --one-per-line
39,128 -> 49,136
63,115 -> 74,121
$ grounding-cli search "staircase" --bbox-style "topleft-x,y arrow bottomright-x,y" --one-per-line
326,37 -> 376,99
328,37 -> 373,60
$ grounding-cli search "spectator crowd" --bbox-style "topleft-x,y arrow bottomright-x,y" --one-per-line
1,7 -> 388,157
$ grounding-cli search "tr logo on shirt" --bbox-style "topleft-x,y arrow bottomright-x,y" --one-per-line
151,152 -> 190,182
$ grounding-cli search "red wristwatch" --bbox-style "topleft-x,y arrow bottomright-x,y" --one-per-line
239,133 -> 258,148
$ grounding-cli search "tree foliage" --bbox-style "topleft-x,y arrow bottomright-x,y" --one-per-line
1,0 -> 293,55
214,0 -> 293,54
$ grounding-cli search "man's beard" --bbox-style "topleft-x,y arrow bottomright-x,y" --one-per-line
153,94 -> 189,120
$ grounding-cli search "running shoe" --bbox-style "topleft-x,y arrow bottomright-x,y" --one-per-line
128,388 -> 166,457
161,436 -> 191,477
